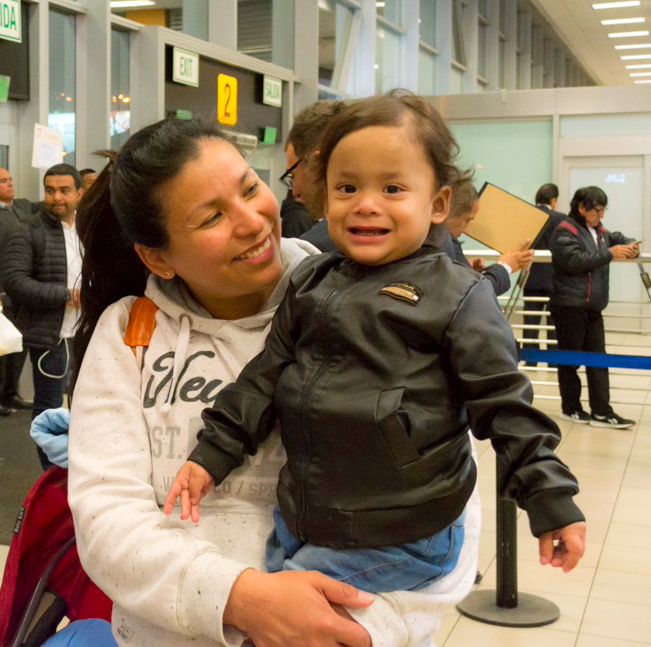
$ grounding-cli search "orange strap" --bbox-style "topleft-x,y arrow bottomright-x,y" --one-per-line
124,296 -> 158,354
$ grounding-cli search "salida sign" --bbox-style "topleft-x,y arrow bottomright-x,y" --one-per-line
0,0 -> 21,44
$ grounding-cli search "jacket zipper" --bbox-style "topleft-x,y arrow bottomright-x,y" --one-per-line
296,271 -> 364,540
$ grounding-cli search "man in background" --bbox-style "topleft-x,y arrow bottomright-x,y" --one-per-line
522,183 -> 566,365
79,168 -> 98,192
3,164 -> 83,466
280,101 -> 345,251
0,167 -> 38,415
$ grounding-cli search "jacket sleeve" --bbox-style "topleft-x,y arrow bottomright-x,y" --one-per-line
550,223 -> 612,275
189,286 -> 298,484
481,263 -> 510,296
68,300 -> 253,645
444,279 -> 585,537
2,224 -> 70,309
607,230 -> 635,246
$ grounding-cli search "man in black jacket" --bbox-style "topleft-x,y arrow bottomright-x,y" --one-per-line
522,184 -> 566,365
3,164 -> 82,466
0,167 -> 38,415
550,186 -> 638,429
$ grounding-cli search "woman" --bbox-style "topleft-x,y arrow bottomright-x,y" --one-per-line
67,117 -> 480,647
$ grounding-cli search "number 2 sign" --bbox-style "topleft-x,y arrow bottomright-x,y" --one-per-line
217,74 -> 237,125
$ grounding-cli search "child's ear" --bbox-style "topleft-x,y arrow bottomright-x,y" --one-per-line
431,185 -> 452,224
134,243 -> 176,280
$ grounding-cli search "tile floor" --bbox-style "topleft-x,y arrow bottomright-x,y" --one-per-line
2,346 -> 650,646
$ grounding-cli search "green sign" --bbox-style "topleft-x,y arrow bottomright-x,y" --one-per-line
172,47 -> 199,87
0,75 -> 10,103
261,126 -> 277,145
176,109 -> 192,120
0,0 -> 21,44
262,75 -> 282,108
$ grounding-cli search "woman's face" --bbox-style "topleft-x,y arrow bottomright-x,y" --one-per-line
153,138 -> 282,319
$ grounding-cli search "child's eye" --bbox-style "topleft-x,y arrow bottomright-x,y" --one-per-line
385,185 -> 402,194
336,184 -> 356,194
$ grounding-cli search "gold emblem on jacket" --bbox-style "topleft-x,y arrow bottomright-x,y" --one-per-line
378,282 -> 423,305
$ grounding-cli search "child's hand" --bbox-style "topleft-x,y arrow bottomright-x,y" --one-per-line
163,460 -> 214,523
538,521 -> 586,572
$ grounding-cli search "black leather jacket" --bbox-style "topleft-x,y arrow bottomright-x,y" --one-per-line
193,247 -> 583,548
549,213 -> 632,311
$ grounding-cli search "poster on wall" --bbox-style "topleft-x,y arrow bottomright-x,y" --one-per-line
32,123 -> 63,169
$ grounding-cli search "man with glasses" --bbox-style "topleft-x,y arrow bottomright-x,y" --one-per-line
549,185 -> 639,429
279,100 -> 345,251
278,155 -> 313,239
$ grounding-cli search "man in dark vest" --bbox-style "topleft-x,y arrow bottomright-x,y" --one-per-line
3,164 -> 83,467
0,167 -> 38,415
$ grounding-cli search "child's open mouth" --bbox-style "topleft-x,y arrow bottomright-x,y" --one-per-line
349,227 -> 390,236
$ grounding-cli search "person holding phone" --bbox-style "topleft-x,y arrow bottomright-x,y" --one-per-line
549,185 -> 640,429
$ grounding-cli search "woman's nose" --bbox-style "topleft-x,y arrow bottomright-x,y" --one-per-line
232,203 -> 266,236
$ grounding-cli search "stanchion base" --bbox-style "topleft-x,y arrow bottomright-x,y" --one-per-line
456,590 -> 560,628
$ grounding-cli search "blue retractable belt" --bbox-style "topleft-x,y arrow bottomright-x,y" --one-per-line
520,349 -> 651,370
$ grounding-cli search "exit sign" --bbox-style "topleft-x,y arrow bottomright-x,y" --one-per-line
262,75 -> 282,108
172,47 -> 199,87
0,0 -> 21,43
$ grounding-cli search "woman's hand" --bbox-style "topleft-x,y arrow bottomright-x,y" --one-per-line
224,568 -> 374,647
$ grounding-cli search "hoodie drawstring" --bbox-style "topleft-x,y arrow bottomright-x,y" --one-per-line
162,313 -> 191,411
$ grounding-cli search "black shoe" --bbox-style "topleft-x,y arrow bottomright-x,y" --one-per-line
0,404 -> 11,416
590,412 -> 635,429
474,570 -> 483,584
560,410 -> 591,424
2,395 -> 32,410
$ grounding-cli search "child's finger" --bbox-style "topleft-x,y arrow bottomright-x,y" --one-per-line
180,487 -> 192,520
188,470 -> 210,504
191,502 -> 201,524
163,480 -> 183,515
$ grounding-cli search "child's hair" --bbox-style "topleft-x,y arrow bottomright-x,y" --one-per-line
570,186 -> 607,218
314,89 -> 471,200
71,116 -> 235,395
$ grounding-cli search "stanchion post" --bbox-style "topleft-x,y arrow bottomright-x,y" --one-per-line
456,458 -> 560,627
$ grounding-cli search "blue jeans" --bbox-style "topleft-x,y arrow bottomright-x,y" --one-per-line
265,506 -> 465,593
29,339 -> 71,469
42,619 -> 117,646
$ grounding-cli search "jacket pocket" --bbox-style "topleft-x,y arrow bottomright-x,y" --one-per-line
376,387 -> 420,466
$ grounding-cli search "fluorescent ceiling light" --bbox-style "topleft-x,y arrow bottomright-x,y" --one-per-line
110,1 -> 155,8
629,71 -> 651,76
608,30 -> 650,37
621,53 -> 651,58
615,43 -> 651,48
593,1 -> 640,7
625,63 -> 651,67
601,17 -> 645,25
633,79 -> 651,83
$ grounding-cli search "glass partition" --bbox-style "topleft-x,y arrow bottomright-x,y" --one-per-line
319,0 -> 355,88
48,9 -> 76,166
111,29 -> 131,151
375,25 -> 401,93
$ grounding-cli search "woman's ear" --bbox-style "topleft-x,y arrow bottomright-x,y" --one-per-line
134,243 -> 176,280
431,185 -> 452,224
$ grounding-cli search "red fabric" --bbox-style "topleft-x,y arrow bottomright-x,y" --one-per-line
0,467 -> 112,645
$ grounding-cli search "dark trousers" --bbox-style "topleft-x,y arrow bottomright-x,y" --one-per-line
0,304 -> 27,402
522,289 -> 556,349
550,306 -> 611,416
29,338 -> 71,469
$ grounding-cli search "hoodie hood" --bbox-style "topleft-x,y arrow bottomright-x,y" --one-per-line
142,237 -> 318,403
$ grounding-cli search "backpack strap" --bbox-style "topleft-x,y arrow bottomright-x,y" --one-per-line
124,296 -> 158,365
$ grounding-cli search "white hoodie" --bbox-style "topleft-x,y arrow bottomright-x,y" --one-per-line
68,237 -> 480,647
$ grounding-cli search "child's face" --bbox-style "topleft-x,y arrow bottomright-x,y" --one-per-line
325,124 -> 450,266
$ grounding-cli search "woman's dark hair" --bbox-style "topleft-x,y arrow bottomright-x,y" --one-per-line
313,89 -> 472,213
71,117 -> 233,394
569,186 -> 608,219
